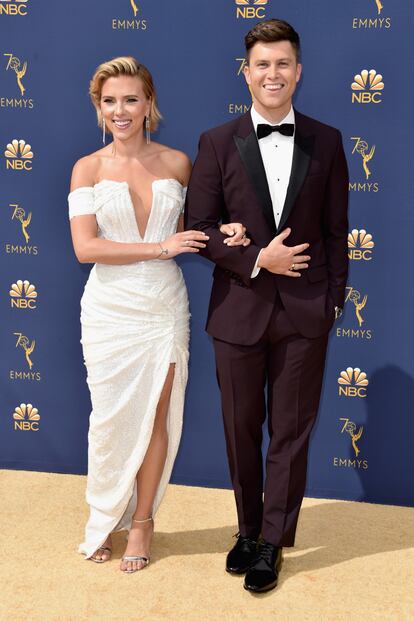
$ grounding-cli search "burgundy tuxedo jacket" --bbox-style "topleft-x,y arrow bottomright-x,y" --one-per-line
185,110 -> 349,344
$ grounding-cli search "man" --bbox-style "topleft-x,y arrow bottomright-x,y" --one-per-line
185,18 -> 348,593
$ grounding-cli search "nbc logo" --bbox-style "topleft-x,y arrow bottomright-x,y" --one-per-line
351,69 -> 384,104
348,229 -> 374,261
338,367 -> 369,398
235,0 -> 267,20
5,139 -> 33,170
13,403 -> 39,431
0,0 -> 28,16
9,280 -> 37,309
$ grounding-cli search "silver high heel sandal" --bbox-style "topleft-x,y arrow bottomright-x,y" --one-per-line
90,545 -> 112,564
121,516 -> 153,574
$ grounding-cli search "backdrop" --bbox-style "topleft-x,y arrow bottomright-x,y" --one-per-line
1,0 -> 413,506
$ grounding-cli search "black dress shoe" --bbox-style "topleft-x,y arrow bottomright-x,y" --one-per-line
244,541 -> 283,593
226,534 -> 258,574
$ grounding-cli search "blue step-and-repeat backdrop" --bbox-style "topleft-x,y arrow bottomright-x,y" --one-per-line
1,0 -> 413,506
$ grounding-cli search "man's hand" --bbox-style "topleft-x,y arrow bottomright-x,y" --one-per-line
219,222 -> 251,247
258,228 -> 310,277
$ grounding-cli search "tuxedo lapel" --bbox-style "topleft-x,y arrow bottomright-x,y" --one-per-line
232,111 -> 315,235
233,114 -> 276,234
278,120 -> 314,232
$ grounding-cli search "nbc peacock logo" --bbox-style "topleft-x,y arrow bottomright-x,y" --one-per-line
235,0 -> 267,20
348,229 -> 374,261
351,69 -> 384,104
338,367 -> 369,398
9,279 -> 37,309
0,0 -> 29,16
5,139 -> 33,171
13,403 -> 40,431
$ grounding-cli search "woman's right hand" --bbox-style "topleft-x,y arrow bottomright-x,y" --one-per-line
158,230 -> 209,258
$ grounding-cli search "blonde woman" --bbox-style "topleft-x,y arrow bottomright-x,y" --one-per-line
69,57 -> 249,573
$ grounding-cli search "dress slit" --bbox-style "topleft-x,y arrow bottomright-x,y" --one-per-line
80,335 -> 188,559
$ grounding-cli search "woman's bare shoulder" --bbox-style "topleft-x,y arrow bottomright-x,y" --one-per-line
154,143 -> 192,185
70,147 -> 112,191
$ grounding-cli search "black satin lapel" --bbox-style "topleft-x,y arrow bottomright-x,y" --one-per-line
234,133 -> 276,234
278,132 -> 314,232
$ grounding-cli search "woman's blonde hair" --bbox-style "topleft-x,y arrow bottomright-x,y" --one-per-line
89,56 -> 162,133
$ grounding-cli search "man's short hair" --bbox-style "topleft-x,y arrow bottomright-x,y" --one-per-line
245,19 -> 301,62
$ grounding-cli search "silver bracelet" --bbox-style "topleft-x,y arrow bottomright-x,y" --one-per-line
156,243 -> 169,259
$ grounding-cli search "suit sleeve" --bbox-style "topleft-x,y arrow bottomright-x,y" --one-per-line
322,131 -> 349,308
185,131 -> 261,286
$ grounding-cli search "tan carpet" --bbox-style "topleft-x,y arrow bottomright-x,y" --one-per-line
1,470 -> 413,621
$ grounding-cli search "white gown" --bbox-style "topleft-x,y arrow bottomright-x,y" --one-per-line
68,179 -> 189,559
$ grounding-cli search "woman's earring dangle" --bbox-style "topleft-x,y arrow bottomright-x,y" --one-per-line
102,118 -> 106,145
145,115 -> 151,145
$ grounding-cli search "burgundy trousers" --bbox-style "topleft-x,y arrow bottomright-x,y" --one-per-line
213,294 -> 329,547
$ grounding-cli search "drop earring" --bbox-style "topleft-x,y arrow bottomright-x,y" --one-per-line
102,118 -> 106,145
145,115 -> 151,145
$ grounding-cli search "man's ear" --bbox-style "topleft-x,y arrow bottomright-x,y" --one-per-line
243,63 -> 251,86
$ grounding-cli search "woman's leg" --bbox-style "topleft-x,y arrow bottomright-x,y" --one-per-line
121,363 -> 175,572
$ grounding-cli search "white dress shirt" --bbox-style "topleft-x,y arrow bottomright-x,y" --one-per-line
250,105 -> 295,277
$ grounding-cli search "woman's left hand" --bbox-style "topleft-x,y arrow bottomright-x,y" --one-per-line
219,222 -> 251,247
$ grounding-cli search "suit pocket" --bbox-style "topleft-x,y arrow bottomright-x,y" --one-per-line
306,264 -> 328,283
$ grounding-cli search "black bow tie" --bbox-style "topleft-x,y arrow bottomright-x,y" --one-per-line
257,123 -> 295,139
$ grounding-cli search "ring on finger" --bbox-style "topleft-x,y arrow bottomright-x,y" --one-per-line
290,263 -> 296,271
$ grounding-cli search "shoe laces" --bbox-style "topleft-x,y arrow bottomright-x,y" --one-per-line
234,532 -> 257,547
258,541 -> 275,565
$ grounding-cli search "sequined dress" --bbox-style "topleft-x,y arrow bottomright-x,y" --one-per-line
68,179 -> 189,558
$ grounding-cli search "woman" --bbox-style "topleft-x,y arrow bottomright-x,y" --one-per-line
69,57 -> 249,573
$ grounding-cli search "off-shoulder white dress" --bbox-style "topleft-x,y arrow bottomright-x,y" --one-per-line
68,179 -> 189,559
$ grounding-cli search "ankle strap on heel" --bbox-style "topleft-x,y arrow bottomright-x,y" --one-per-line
132,516 -> 153,524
